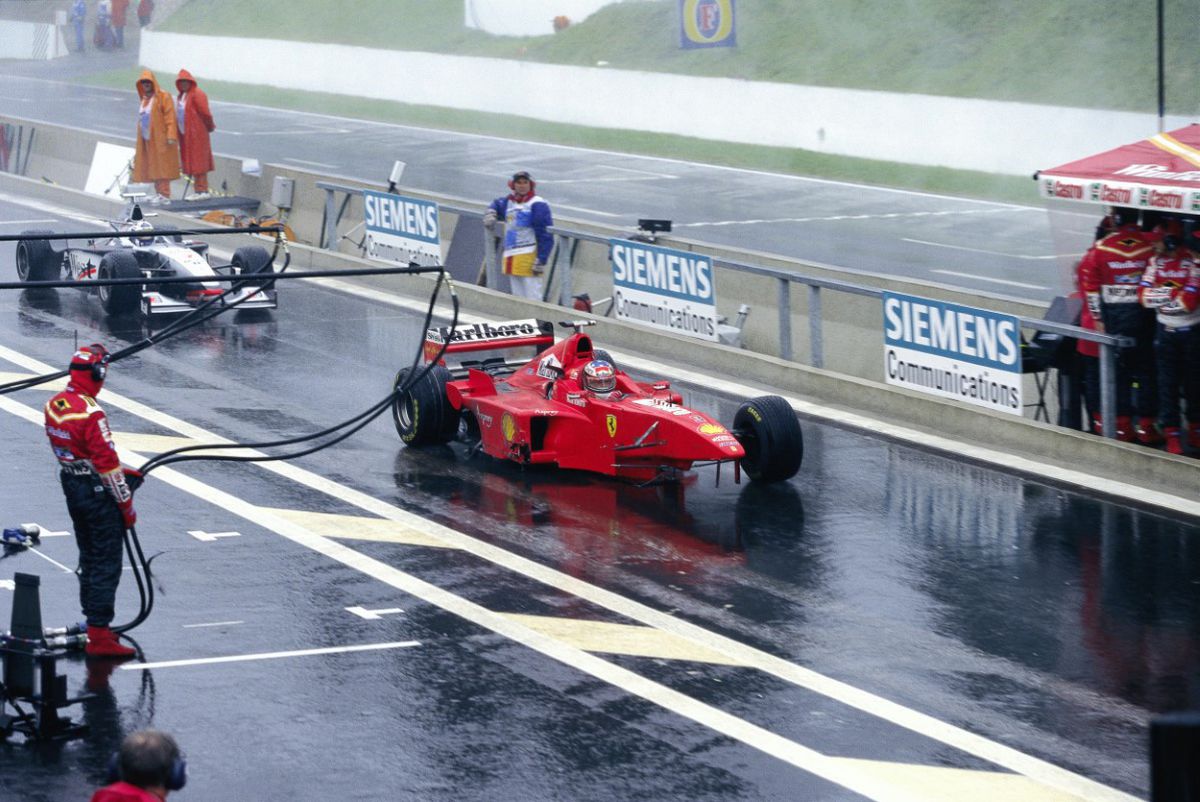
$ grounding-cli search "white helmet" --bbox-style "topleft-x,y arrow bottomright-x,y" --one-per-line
130,220 -> 154,246
582,360 -> 616,394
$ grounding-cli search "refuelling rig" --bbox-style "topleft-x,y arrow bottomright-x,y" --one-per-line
1,526 -> 93,742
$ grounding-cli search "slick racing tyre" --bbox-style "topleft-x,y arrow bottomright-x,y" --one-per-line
393,365 -> 460,446
232,245 -> 274,288
16,230 -> 57,282
733,395 -> 803,483
97,251 -> 142,316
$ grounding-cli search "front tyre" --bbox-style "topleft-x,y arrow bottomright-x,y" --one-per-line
97,251 -> 142,315
16,230 -> 57,282
733,395 -> 803,483
393,365 -> 459,446
232,245 -> 274,288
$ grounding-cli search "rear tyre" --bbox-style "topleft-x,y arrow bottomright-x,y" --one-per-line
733,395 -> 803,483
393,365 -> 459,446
97,251 -> 142,315
16,230 -> 57,282
232,245 -> 274,288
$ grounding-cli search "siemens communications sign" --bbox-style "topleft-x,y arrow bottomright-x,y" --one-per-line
883,292 -> 1023,415
363,190 -> 441,267
610,239 -> 719,341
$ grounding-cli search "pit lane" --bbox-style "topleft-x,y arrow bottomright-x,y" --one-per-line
1,195 -> 1196,801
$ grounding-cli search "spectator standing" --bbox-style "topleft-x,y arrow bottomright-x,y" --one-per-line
92,730 -> 187,801
111,0 -> 129,48
174,69 -> 216,199
70,0 -> 86,53
132,69 -> 180,204
136,0 -> 153,27
1078,206 -> 1158,441
483,170 -> 553,301
95,0 -> 114,50
44,344 -> 140,659
1139,233 -> 1200,454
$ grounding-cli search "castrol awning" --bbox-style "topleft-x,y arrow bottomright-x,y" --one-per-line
1035,123 -> 1200,213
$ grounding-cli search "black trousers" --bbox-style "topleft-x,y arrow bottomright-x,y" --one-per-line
1156,323 -> 1200,429
60,472 -> 125,627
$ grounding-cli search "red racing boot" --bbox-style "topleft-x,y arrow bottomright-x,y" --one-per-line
85,626 -> 135,658
1116,416 -> 1135,442
1163,427 -> 1185,456
1135,417 -> 1164,446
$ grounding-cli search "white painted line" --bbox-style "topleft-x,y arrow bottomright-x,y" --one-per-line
0,580 -> 14,591
183,620 -> 245,628
0,356 -> 1140,801
903,238 -> 1060,261
187,530 -> 242,542
677,207 -> 1021,229
123,640 -> 420,670
28,547 -> 74,573
346,605 -> 405,620
282,157 -> 338,169
0,219 -> 58,226
554,203 -> 622,218
929,269 -> 1052,291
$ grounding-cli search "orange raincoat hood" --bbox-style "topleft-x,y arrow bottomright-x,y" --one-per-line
135,68 -> 161,99
175,68 -> 197,94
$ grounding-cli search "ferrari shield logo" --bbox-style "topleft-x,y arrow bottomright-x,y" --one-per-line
501,413 -> 517,442
606,414 -> 617,438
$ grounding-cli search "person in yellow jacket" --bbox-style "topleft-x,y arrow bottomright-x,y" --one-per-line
131,69 -> 180,204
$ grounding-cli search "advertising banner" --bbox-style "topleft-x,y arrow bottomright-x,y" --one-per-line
679,0 -> 736,49
363,190 -> 441,267
610,238 -> 719,341
882,292 -> 1024,415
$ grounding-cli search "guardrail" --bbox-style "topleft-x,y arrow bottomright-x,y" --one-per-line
315,180 -> 1132,439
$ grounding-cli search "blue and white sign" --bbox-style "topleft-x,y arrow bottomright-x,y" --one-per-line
610,238 -> 719,341
882,292 -> 1023,414
363,190 -> 441,267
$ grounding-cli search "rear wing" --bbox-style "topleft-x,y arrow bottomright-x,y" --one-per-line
423,318 -> 555,373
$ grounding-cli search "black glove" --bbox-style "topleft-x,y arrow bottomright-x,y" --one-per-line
123,467 -> 144,493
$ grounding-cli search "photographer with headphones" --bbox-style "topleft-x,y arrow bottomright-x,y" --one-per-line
483,170 -> 554,301
43,343 -> 142,659
93,729 -> 188,800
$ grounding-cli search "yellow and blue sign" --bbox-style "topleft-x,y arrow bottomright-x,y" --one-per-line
679,0 -> 736,49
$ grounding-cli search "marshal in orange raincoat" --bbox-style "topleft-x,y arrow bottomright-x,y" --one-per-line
175,68 -> 215,176
131,68 -> 180,185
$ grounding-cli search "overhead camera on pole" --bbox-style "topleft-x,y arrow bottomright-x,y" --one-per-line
1,570 -> 94,743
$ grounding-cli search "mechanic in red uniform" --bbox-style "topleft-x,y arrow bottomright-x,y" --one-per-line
44,344 -> 140,658
1139,233 -> 1200,454
1077,206 -> 1158,442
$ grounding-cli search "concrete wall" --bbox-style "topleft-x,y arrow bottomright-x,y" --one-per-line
0,20 -> 68,59
464,0 -> 645,36
138,31 -> 1194,177
4,167 -> 1197,503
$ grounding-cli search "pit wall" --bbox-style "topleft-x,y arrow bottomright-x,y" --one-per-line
136,31 -> 1192,177
3,115 -> 1199,503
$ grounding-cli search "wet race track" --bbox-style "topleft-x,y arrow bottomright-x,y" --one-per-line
1,197 -> 1199,800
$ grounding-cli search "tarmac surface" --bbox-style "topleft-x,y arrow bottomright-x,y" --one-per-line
0,40 -> 1090,304
1,194 -> 1198,800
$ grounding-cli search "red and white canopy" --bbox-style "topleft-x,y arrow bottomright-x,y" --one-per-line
1036,123 -> 1200,213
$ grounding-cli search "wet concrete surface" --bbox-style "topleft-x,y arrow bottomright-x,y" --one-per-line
1,199 -> 1198,800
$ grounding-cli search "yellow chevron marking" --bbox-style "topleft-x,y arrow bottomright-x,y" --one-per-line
1150,133 -> 1200,169
263,508 -> 455,549
831,758 -> 1093,801
109,432 -> 259,458
0,372 -> 66,391
501,613 -> 752,666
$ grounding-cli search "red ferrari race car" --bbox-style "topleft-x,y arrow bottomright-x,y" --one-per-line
392,319 -> 803,484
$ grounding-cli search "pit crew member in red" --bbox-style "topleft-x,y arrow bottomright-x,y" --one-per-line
44,344 -> 139,658
1140,233 -> 1200,455
1077,207 -> 1157,441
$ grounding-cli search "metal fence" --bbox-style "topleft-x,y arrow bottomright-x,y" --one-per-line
316,180 -> 1131,439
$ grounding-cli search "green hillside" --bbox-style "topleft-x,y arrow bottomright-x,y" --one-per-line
164,0 -> 1198,113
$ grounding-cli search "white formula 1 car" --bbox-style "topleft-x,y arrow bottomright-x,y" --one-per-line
14,200 -> 277,318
